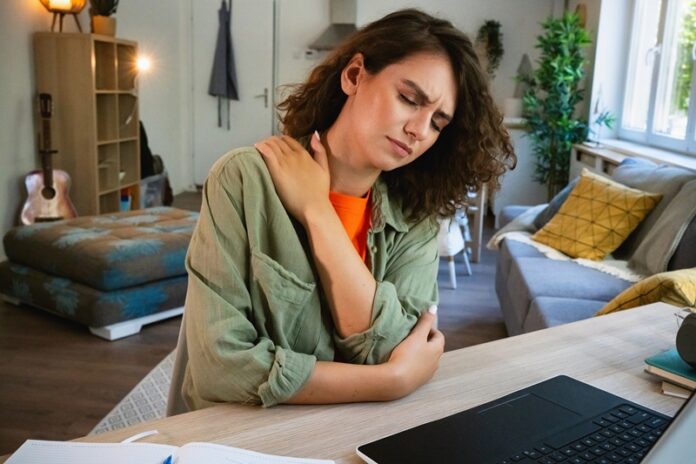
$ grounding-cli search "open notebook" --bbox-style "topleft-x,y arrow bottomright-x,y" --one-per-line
6,440 -> 335,464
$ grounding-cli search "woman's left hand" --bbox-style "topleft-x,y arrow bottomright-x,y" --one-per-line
255,133 -> 331,223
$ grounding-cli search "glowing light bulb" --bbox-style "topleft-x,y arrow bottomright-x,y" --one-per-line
49,0 -> 72,11
136,56 -> 152,73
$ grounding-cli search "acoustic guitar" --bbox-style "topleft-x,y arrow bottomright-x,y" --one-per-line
20,93 -> 78,225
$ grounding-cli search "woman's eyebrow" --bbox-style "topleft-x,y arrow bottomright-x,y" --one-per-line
402,79 -> 452,122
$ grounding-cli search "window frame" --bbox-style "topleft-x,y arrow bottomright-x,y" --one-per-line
619,0 -> 696,155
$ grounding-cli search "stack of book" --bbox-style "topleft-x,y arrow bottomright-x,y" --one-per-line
645,348 -> 696,399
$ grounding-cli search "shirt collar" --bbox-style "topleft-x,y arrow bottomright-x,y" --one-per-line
371,177 -> 409,233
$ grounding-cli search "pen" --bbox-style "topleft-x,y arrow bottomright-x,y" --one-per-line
163,455 -> 173,464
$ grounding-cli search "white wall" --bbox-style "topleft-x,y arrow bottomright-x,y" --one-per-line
588,0 -> 633,138
275,0 -> 330,103
117,0 -> 192,194
568,0 -> 602,120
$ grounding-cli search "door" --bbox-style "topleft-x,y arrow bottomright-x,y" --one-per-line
192,0 -> 274,186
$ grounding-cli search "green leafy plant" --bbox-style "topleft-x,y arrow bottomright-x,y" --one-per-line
676,0 -> 696,112
521,13 -> 591,199
476,20 -> 504,79
90,0 -> 119,16
589,110 -> 616,145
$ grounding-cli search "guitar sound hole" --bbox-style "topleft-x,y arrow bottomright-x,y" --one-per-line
41,186 -> 56,200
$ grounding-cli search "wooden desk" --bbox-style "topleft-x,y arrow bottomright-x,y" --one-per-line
2,303 -> 685,463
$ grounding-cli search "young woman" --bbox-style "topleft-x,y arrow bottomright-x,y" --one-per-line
180,9 -> 514,410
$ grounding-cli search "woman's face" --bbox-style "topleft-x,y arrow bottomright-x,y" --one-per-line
339,51 -> 457,172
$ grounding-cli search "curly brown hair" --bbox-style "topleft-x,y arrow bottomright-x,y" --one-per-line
279,8 -> 516,221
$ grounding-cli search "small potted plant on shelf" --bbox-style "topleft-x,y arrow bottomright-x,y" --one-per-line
90,0 -> 119,36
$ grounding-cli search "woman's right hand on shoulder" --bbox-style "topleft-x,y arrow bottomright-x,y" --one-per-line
386,307 -> 445,399
254,132 -> 331,225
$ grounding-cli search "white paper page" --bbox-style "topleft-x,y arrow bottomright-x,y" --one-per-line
179,442 -> 335,464
5,440 -> 177,464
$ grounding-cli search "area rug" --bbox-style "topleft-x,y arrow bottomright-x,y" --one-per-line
89,350 -> 175,435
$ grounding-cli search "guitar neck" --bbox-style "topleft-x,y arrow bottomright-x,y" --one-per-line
40,117 -> 54,188
41,118 -> 51,152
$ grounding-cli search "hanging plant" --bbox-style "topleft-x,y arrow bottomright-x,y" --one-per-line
476,20 -> 504,79
521,13 -> 590,200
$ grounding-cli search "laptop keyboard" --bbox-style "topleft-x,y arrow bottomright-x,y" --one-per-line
498,404 -> 669,464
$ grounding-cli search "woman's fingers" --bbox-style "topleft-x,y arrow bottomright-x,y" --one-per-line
412,308 -> 437,337
428,328 -> 445,350
254,138 -> 278,162
281,135 -> 306,152
310,130 -> 329,171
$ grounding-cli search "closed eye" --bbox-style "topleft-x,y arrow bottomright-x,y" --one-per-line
400,92 -> 445,133
399,93 -> 417,106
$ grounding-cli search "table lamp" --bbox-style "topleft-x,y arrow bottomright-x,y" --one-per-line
39,0 -> 86,33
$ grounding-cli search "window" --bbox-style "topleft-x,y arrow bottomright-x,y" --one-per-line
621,0 -> 696,154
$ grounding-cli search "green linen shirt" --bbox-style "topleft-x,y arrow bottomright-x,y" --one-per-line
182,147 -> 439,409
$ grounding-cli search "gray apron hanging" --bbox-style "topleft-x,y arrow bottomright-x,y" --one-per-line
208,0 -> 239,130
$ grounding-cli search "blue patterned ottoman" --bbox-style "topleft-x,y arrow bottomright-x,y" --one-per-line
0,207 -> 198,340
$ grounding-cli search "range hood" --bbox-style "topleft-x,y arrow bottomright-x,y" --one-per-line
309,0 -> 357,51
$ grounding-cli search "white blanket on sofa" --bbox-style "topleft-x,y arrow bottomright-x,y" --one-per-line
487,206 -> 644,283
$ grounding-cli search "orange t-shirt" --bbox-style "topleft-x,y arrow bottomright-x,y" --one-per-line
329,190 -> 371,260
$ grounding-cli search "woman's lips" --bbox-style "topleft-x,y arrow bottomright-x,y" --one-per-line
387,136 -> 413,158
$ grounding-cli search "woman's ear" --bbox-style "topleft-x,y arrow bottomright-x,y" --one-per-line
341,53 -> 366,96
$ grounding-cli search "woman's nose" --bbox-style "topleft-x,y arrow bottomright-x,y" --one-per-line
404,111 -> 430,141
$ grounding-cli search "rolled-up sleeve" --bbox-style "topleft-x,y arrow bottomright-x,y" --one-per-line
332,218 -> 439,364
183,154 -> 316,408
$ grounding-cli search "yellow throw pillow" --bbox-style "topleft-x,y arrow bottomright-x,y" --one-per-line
532,169 -> 662,260
596,268 -> 696,315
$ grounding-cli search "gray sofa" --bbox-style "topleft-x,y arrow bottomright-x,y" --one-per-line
495,157 -> 696,335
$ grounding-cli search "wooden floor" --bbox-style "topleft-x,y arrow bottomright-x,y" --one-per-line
0,191 -> 506,455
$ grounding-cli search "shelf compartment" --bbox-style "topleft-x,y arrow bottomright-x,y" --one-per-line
118,94 -> 138,138
96,94 -> 118,142
117,44 -> 137,91
98,143 -> 119,192
117,183 -> 140,212
94,41 -> 116,90
99,191 -> 119,214
119,140 -> 139,185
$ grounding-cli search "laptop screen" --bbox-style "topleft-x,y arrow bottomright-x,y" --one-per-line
641,389 -> 696,462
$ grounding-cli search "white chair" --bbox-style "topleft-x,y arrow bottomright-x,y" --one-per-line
437,211 -> 472,289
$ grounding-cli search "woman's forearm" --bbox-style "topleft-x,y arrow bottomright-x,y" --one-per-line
286,360 -> 402,404
287,310 -> 444,405
302,202 -> 377,338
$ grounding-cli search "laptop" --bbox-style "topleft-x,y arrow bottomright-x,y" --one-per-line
356,375 -> 694,464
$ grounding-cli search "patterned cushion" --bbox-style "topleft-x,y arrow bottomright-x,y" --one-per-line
596,268 -> 696,315
3,207 -> 198,291
531,169 -> 662,260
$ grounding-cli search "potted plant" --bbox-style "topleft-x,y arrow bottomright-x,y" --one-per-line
90,0 -> 119,36
475,20 -> 504,79
521,12 -> 590,199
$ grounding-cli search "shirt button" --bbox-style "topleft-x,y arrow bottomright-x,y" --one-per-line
371,246 -> 378,253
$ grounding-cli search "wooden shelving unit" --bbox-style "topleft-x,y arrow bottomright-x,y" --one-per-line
33,33 -> 140,216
